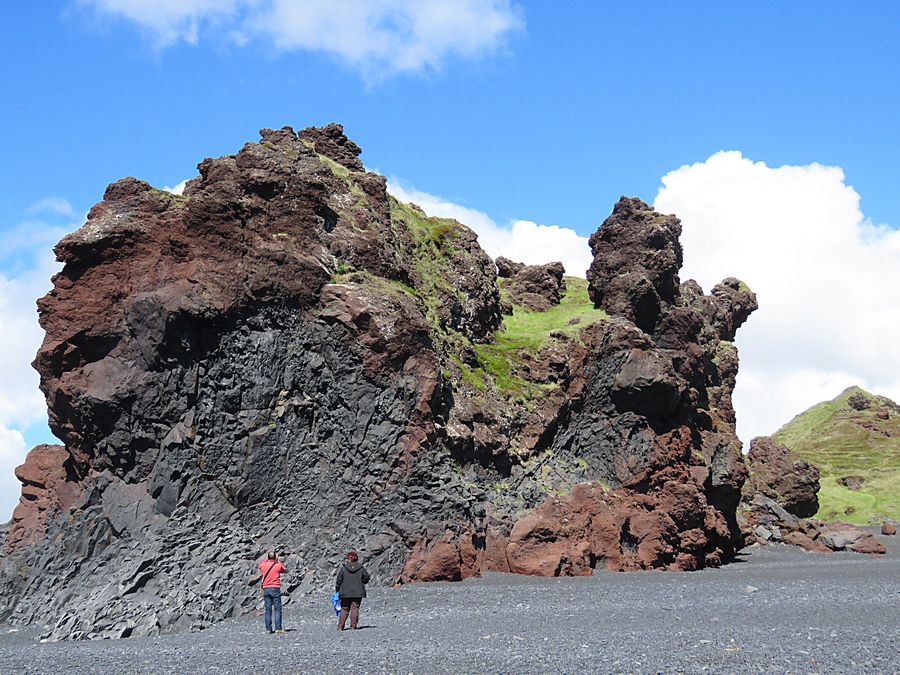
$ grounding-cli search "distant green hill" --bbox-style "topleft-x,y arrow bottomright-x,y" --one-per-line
772,386 -> 900,524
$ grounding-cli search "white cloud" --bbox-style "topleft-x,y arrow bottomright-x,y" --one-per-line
0,221 -> 68,265
162,179 -> 188,195
655,151 -> 900,443
0,425 -> 27,524
79,0 -> 523,76
0,213 -> 66,522
387,180 -> 593,277
25,197 -> 75,218
0,253 -> 60,431
0,253 -> 61,522
78,0 -> 240,46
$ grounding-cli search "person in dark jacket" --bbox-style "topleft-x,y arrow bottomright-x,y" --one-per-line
335,550 -> 369,630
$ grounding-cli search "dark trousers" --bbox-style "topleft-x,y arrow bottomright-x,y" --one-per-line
338,597 -> 362,630
263,587 -> 282,632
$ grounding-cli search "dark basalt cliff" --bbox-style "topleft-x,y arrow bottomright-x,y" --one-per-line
2,125 -> 757,640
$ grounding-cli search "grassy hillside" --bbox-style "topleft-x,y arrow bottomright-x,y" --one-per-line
772,386 -> 900,524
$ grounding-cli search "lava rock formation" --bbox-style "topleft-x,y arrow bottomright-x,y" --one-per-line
744,436 -> 820,518
738,436 -> 885,555
496,258 -> 566,312
3,125 -> 758,640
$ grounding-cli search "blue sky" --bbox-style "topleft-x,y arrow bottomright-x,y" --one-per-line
3,2 -> 899,230
1,1 -> 899,519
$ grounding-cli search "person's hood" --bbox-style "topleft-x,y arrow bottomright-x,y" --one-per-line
343,561 -> 362,572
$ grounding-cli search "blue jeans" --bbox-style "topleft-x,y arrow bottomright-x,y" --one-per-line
263,588 -> 282,632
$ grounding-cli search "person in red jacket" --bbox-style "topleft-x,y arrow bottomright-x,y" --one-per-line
257,551 -> 287,634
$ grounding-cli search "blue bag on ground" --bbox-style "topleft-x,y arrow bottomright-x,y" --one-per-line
330,591 -> 341,616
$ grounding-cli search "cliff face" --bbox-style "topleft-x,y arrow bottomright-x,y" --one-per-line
2,125 -> 756,640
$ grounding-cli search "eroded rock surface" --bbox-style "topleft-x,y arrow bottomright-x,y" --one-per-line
587,197 -> 683,333
744,436 -> 820,518
2,129 -> 757,640
495,256 -> 525,278
739,438 -> 884,556
6,444 -> 83,551
497,259 -> 566,311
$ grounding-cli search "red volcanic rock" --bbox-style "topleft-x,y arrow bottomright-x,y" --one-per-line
398,525 -> 514,584
587,197 -> 683,333
504,480 -> 721,575
676,279 -> 758,346
495,256 -> 525,278
399,531 -> 480,583
610,348 -> 681,420
482,526 -> 512,573
781,530 -> 831,553
709,278 -> 758,342
745,436 -> 820,517
882,522 -> 897,536
500,259 -> 567,311
848,535 -> 887,555
297,122 -> 364,171
503,427 -> 735,575
6,445 -> 82,552
318,279 -> 433,375
816,522 -> 885,554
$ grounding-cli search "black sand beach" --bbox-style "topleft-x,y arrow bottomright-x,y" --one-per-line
2,533 -> 897,674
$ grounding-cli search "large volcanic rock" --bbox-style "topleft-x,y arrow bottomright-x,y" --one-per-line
497,258 -> 566,311
2,129 -> 756,640
744,436 -> 820,518
587,197 -> 683,333
6,445 -> 83,551
738,437 -> 884,556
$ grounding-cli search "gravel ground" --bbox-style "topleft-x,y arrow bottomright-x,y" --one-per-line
2,534 -> 898,674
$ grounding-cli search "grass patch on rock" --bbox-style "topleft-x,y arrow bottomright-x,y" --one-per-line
496,276 -> 607,352
329,268 -> 418,299
470,277 -> 607,399
388,196 -> 467,330
379,198 -> 609,404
